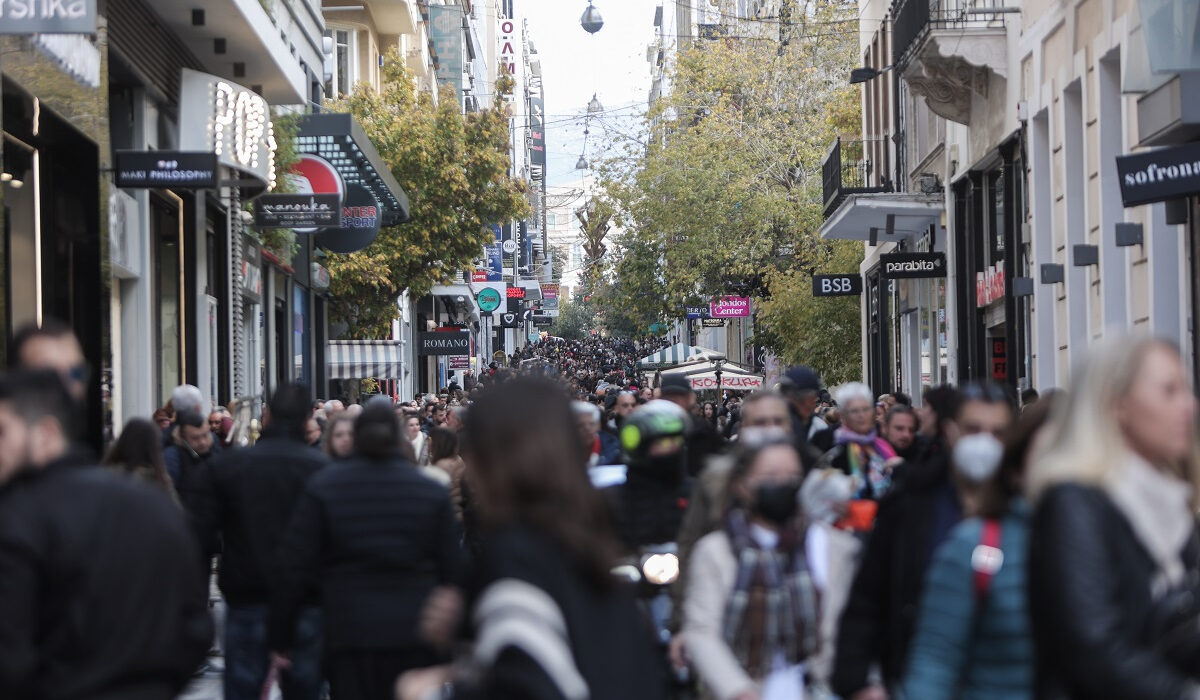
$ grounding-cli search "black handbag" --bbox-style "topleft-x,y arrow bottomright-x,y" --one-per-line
1149,572 -> 1200,671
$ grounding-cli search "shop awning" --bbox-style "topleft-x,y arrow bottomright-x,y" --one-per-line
659,360 -> 764,390
820,193 -> 943,243
638,344 -> 725,369
328,340 -> 405,379
294,113 -> 411,226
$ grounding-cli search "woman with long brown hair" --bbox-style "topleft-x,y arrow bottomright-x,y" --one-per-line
400,378 -> 665,699
103,417 -> 178,502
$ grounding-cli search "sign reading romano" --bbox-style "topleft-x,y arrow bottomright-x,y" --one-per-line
0,0 -> 96,34
255,194 -> 341,229
880,252 -> 946,279
418,331 -> 470,356
114,151 -> 218,189
1115,142 -> 1200,208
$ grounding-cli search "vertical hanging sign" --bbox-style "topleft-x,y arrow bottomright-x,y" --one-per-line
430,5 -> 463,102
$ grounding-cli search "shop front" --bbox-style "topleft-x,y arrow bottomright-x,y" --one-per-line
2,10 -> 110,443
951,136 -> 1032,392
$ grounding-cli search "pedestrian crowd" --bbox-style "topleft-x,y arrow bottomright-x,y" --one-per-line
2,321 -> 1199,700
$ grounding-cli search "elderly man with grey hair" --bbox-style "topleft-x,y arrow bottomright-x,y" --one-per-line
813,382 -> 903,507
572,400 -> 620,467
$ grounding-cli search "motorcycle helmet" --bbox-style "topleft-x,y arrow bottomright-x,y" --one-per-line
621,400 -> 691,476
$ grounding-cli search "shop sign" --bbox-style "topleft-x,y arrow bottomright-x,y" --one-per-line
976,262 -> 1006,307
179,69 -> 276,190
880,252 -> 947,279
688,374 -> 765,391
532,316 -> 554,327
476,287 -> 502,313
448,356 -> 470,370
315,185 -> 381,253
471,270 -> 487,282
529,97 -> 546,168
710,296 -> 751,318
540,283 -> 559,299
114,151 -> 218,189
242,236 -> 263,303
311,263 -> 331,291
702,318 -> 725,328
499,312 -> 521,328
991,338 -> 1007,381
0,0 -> 96,34
430,5 -> 464,100
255,194 -> 341,229
542,298 -> 559,310
1115,142 -> 1200,207
108,189 -> 140,277
418,331 -> 470,356
685,306 -> 709,319
506,286 -> 526,299
812,274 -> 863,297
486,224 -> 503,282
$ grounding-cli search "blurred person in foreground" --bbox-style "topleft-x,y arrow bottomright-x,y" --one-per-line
682,438 -> 818,700
399,378 -> 664,699
814,382 -> 901,509
0,370 -> 211,699
1027,337 -> 1200,699
902,395 -> 1059,700
272,398 -> 462,700
832,382 -> 1012,699
9,319 -> 88,402
194,384 -> 329,700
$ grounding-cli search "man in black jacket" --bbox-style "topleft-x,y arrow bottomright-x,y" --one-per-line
194,383 -> 328,700
832,382 -> 1012,699
0,370 -> 212,700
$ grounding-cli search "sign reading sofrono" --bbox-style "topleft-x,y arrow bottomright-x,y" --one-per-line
1115,142 -> 1200,207
179,69 -> 276,190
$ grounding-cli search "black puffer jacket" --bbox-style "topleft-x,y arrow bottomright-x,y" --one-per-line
1030,484 -> 1200,699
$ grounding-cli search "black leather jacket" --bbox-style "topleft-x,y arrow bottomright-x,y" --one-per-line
1030,484 -> 1200,699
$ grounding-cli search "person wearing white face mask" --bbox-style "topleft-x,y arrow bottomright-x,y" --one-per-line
902,395 -> 1059,700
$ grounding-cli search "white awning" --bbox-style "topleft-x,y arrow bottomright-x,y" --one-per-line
638,343 -> 725,369
819,193 -> 943,242
328,340 -> 405,380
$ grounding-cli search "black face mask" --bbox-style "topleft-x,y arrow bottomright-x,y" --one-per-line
753,482 -> 801,525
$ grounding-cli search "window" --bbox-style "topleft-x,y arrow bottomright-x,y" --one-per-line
324,28 -> 357,98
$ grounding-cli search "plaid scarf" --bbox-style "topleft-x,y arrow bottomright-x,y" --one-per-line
721,509 -> 820,678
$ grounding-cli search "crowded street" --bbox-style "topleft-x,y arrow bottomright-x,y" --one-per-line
4,0 -> 1200,699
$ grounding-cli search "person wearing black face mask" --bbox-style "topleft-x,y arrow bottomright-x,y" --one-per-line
682,439 -> 819,700
603,400 -> 694,552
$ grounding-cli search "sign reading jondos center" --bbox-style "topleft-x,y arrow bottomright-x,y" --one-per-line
418,331 -> 470,356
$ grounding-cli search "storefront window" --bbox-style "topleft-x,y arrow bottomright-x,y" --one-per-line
293,283 -> 310,384
324,29 -> 357,98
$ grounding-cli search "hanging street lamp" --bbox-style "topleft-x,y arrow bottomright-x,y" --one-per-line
580,1 -> 604,34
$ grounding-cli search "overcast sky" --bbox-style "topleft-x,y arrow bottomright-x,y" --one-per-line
521,0 -> 654,187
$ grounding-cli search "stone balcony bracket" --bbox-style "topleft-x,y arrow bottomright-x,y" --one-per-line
902,30 -> 1007,125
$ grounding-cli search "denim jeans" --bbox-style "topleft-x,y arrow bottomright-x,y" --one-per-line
224,604 -> 323,700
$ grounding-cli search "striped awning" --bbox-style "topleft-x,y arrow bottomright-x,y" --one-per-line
637,343 -> 725,369
327,340 -> 405,380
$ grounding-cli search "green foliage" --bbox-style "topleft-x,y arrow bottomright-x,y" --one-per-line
593,0 -> 864,378
255,112 -> 301,260
754,240 -> 863,385
323,53 -> 529,338
550,298 -> 596,341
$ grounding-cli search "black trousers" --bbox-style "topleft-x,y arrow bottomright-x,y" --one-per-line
326,648 -> 438,700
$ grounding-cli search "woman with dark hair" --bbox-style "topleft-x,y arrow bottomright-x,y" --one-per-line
426,427 -> 463,488
321,413 -> 355,460
270,399 -> 462,700
901,394 -> 1059,700
103,417 -> 177,501
398,378 -> 665,700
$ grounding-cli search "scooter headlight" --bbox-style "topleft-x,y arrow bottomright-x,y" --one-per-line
642,553 -> 680,585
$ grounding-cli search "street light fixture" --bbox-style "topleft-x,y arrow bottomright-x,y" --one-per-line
587,93 -> 603,114
575,154 -> 589,170
580,1 -> 604,34
849,65 -> 894,84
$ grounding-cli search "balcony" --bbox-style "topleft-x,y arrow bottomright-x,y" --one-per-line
891,0 -> 1009,125
823,138 -> 889,219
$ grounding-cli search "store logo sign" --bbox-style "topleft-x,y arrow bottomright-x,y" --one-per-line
179,69 -> 276,190
812,274 -> 862,297
0,0 -> 96,34
255,194 -> 341,229
418,331 -> 470,356
114,151 -> 218,189
710,296 -> 751,318
1116,142 -> 1200,208
880,252 -> 946,279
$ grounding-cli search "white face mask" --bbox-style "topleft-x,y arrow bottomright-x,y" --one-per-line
953,433 -> 1005,483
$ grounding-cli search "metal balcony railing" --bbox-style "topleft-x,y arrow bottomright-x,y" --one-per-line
891,0 -> 1008,66
822,137 -> 889,219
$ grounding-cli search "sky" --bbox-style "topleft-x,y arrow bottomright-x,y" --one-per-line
520,0 -> 655,188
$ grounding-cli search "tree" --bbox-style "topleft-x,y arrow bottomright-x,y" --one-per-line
323,53 -> 529,337
594,0 -> 864,379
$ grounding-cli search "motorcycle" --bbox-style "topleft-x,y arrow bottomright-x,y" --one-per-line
613,542 -> 696,699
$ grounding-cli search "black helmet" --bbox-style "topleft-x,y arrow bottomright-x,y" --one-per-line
620,399 -> 690,468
